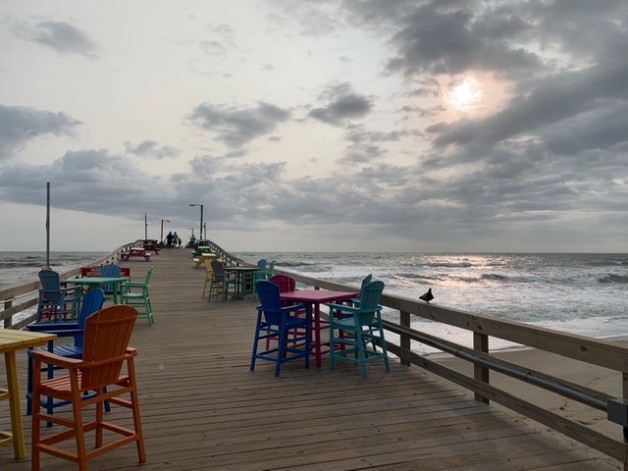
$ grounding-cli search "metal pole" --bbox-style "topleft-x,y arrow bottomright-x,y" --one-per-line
144,213 -> 148,242
46,182 -> 50,267
161,219 -> 170,244
189,204 -> 203,243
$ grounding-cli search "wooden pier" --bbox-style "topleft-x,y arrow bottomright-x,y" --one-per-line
0,248 -> 620,470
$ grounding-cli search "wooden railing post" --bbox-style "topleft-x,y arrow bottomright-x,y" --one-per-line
3,298 -> 12,329
474,332 -> 489,404
621,371 -> 628,471
400,310 -> 410,366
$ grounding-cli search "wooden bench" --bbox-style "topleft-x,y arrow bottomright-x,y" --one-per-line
121,247 -> 151,262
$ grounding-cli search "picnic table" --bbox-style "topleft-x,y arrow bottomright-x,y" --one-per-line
143,243 -> 160,254
121,247 -> 151,261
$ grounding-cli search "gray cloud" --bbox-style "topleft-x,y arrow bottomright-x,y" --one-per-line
309,83 -> 372,126
20,20 -> 99,58
124,140 -> 182,159
0,149 -> 158,216
189,102 -> 291,148
0,105 -> 82,161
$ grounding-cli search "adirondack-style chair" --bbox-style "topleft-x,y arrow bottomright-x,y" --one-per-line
250,280 -> 310,377
26,288 -> 106,416
328,280 -> 390,378
120,267 -> 154,325
99,263 -> 122,299
31,305 -> 145,471
208,261 -> 237,302
36,269 -> 81,322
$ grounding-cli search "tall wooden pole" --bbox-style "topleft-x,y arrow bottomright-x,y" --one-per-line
46,182 -> 50,267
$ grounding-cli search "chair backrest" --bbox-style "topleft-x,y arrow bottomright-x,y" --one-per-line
143,267 -> 154,285
267,260 -> 276,274
38,269 -> 62,300
257,259 -> 268,269
80,305 -> 138,390
75,288 -> 105,346
255,281 -> 283,324
361,274 -> 373,290
210,261 -> 225,281
204,259 -> 214,279
100,264 -> 121,294
356,281 -> 385,323
269,274 -> 295,293
100,263 -> 121,278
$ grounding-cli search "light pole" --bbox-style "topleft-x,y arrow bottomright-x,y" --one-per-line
160,219 -> 171,244
144,213 -> 148,242
189,204 -> 203,242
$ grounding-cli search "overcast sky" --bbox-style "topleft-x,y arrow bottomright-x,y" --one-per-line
2,0 -> 628,253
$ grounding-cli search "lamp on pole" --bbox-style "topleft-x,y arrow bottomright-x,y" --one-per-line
160,219 -> 171,244
189,204 -> 203,242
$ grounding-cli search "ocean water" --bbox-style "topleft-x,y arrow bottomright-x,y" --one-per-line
0,251 -> 108,291
3,251 -> 628,353
237,252 -> 628,352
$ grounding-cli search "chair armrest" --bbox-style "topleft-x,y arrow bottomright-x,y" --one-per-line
326,302 -> 359,314
122,282 -> 148,288
60,284 -> 81,293
281,303 -> 310,315
26,322 -> 79,332
31,349 -> 83,368
44,328 -> 82,338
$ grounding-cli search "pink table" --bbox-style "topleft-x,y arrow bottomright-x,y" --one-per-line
280,289 -> 357,368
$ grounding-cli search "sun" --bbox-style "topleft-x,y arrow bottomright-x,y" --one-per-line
447,77 -> 483,112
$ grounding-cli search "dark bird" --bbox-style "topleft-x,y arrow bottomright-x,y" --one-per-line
419,288 -> 434,303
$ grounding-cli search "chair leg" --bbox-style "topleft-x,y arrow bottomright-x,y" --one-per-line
145,295 -> 154,325
250,320 -> 261,371
355,329 -> 368,378
329,324 -> 335,372
275,325 -> 286,377
31,380 -> 41,470
71,390 -> 88,471
95,388 -> 104,449
127,360 -> 146,463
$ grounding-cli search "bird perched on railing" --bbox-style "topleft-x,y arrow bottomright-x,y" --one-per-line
419,288 -> 434,303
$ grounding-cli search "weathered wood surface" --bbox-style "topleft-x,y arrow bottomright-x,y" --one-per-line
0,248 -> 620,470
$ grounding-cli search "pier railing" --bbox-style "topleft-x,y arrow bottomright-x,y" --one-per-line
277,268 -> 628,469
0,241 -> 138,330
1,245 -> 627,468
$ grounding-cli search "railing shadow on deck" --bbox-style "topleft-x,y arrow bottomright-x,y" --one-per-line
2,240 -> 628,468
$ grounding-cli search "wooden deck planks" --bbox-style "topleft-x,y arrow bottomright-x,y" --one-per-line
0,248 -> 620,470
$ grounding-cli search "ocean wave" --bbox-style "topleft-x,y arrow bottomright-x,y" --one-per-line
598,274 -> 628,284
0,261 -> 45,268
276,261 -> 316,268
425,262 -> 473,268
399,273 -> 445,282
